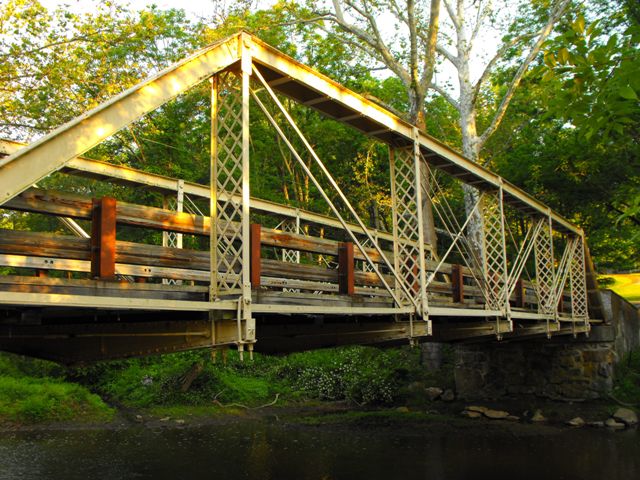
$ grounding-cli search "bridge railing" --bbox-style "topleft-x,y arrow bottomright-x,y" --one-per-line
0,184 -> 577,317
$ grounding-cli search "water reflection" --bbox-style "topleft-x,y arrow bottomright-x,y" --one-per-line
0,421 -> 638,480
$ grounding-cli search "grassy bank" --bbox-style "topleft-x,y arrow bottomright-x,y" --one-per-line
0,354 -> 114,426
0,345 -> 452,425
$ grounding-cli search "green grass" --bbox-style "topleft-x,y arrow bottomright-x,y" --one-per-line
73,345 -> 440,410
600,273 -> 640,303
0,344 -> 453,424
0,374 -> 114,425
0,353 -> 114,425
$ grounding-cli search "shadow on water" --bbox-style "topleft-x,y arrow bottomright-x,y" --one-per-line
0,421 -> 638,480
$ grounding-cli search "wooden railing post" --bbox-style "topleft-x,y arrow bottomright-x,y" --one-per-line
451,264 -> 464,303
338,242 -> 355,296
250,223 -> 261,288
90,197 -> 116,280
515,279 -> 525,308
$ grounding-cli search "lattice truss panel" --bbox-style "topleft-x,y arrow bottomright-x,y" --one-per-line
279,218 -> 301,293
534,217 -> 556,316
162,196 -> 182,286
569,236 -> 588,320
391,147 -> 422,306
162,197 -> 182,249
281,218 -> 300,263
481,190 -> 507,311
214,72 -> 244,293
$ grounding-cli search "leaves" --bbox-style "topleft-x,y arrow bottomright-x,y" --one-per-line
619,85 -> 638,100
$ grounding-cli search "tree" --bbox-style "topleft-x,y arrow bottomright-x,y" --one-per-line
0,0 -> 198,141
303,0 -> 572,253
484,0 -> 640,270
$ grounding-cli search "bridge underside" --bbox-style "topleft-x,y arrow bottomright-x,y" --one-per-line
0,33 -> 601,363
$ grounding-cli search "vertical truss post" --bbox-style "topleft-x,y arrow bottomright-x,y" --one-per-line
209,75 -> 218,302
481,187 -> 509,320
209,38 -> 254,351
413,129 -> 429,326
569,233 -> 589,329
534,214 -> 556,320
240,39 -> 254,348
389,136 -> 430,335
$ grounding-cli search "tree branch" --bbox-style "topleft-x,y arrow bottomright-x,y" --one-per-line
471,30 -> 541,105
323,3 -> 411,86
435,43 -> 458,66
478,0 -> 571,146
419,0 -> 442,92
442,0 -> 460,29
429,82 -> 460,109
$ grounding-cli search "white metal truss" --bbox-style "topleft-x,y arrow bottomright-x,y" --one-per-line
279,215 -> 301,293
534,215 -> 556,316
250,65 -> 415,313
210,61 -> 255,356
422,165 -> 490,303
162,179 -> 184,285
281,216 -> 301,264
481,188 -> 509,313
504,217 -> 543,300
388,133 -> 430,336
569,235 -> 589,324
553,236 -> 581,316
212,71 -> 245,295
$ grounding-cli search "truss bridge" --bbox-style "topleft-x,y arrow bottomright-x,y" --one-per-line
0,33 -> 603,363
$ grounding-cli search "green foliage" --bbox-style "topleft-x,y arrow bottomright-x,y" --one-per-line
486,1 -> 639,271
273,346 -> 424,405
0,353 -> 113,424
613,349 -> 640,403
73,349 -> 287,408
72,346 -> 431,408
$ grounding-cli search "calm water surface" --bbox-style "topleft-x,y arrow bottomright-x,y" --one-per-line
0,420 -> 638,480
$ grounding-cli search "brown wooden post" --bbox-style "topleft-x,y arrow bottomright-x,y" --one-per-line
34,269 -> 48,278
515,279 -> 525,308
451,264 -> 464,303
90,197 -> 116,280
250,223 -> 261,288
338,242 -> 355,295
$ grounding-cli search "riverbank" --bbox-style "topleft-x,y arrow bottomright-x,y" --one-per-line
1,347 -> 638,432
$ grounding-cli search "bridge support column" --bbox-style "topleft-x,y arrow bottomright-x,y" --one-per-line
453,337 -> 617,401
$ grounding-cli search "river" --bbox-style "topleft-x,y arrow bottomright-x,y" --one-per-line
0,420 -> 638,479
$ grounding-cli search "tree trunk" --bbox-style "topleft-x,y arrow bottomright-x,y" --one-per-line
420,162 -> 438,253
461,135 -> 484,266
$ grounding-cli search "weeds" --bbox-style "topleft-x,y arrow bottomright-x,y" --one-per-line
613,349 -> 640,404
0,344 -> 448,424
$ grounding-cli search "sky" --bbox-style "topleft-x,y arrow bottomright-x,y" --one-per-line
40,0 -> 275,20
37,0 -> 506,95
